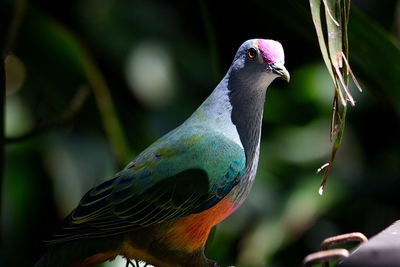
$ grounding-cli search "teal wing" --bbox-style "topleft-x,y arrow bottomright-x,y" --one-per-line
50,126 -> 245,243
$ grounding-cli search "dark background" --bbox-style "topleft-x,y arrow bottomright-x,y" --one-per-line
1,0 -> 399,266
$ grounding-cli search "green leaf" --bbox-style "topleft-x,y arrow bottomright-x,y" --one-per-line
323,0 -> 342,69
309,0 -> 360,194
309,0 -> 336,87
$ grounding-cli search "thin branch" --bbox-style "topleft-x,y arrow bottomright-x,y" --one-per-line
316,163 -> 330,174
5,85 -> 90,144
318,154 -> 334,195
59,85 -> 91,121
79,49 -> 133,163
319,103 -> 347,195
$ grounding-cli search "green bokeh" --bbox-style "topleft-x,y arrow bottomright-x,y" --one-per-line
1,0 -> 399,266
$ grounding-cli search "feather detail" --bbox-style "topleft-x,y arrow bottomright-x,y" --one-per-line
163,196 -> 235,252
35,39 -> 288,267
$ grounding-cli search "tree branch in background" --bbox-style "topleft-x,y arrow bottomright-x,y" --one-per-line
309,0 -> 362,195
5,2 -> 133,162
42,20 -> 134,163
5,85 -> 91,144
78,45 -> 133,164
28,18 -> 133,164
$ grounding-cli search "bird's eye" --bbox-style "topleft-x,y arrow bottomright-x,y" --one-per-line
247,48 -> 257,59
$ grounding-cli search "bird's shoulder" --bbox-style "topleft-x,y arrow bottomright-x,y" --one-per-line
65,124 -> 246,231
119,124 -> 245,191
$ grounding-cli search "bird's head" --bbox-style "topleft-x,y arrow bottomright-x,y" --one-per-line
231,39 -> 290,87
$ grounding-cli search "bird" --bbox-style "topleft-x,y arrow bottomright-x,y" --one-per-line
34,38 -> 289,267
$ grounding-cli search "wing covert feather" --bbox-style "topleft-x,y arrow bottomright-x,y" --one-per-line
50,126 -> 245,243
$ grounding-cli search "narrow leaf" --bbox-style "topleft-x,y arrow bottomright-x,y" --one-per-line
324,0 -> 342,68
309,0 -> 336,85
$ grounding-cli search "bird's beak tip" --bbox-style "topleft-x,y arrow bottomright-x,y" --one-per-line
282,71 -> 290,83
272,63 -> 290,83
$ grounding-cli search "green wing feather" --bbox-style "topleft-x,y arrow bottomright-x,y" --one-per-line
50,125 -> 245,243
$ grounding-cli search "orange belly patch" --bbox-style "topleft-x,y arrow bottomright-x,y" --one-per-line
164,196 -> 235,252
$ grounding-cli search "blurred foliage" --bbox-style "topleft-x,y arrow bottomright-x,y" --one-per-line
1,0 -> 400,267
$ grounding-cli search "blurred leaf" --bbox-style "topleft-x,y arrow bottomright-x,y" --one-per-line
349,8 -> 400,114
324,0 -> 342,69
268,119 -> 331,164
44,133 -> 116,217
237,175 -> 343,266
1,1 -> 399,267
17,5 -> 133,163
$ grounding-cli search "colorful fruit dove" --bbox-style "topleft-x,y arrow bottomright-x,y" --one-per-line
35,38 -> 289,267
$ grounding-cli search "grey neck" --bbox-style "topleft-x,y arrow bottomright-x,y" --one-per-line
227,70 -> 268,168
225,68 -> 273,206
187,67 -> 275,205
188,67 -> 273,169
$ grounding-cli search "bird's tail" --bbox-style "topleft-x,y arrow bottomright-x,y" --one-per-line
33,236 -> 121,267
33,244 -> 78,267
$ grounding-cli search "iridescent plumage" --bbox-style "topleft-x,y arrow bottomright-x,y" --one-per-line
35,39 -> 289,267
